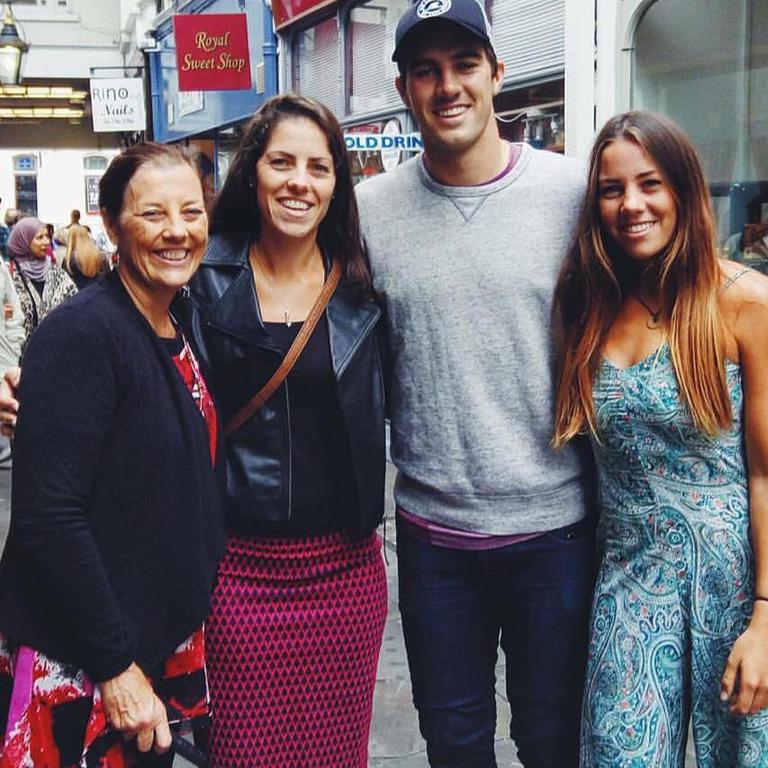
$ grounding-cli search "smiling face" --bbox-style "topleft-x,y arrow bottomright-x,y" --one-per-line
255,115 -> 336,247
105,161 -> 207,301
395,23 -> 503,159
598,138 -> 678,263
29,227 -> 50,259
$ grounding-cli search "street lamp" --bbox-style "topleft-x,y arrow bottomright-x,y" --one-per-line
0,3 -> 29,85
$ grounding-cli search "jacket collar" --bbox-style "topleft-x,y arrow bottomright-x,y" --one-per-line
200,233 -> 380,375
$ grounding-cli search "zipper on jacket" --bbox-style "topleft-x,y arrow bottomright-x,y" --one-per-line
285,378 -> 293,521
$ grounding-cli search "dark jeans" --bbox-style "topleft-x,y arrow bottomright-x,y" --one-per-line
397,515 -> 596,768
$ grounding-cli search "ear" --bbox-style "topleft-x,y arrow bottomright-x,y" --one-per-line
101,210 -> 119,246
395,76 -> 410,109
491,60 -> 505,95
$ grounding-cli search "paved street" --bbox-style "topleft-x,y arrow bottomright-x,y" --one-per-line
0,462 -> 696,767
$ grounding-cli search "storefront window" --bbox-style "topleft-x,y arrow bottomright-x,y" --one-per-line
293,17 -> 342,116
495,78 -> 564,152
347,0 -> 409,115
13,154 -> 38,217
633,0 -> 768,271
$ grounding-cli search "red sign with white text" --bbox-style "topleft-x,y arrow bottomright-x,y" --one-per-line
272,0 -> 335,30
174,14 -> 252,92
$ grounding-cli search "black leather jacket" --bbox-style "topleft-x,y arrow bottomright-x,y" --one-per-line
185,232 -> 386,535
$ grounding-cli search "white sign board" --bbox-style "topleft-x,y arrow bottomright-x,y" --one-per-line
89,78 -> 146,133
343,133 -> 423,152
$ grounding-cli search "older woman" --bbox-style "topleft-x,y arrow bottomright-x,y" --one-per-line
0,143 -> 225,767
6,216 -> 77,348
188,93 -> 387,768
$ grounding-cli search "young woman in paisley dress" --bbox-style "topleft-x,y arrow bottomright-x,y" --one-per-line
554,110 -> 768,767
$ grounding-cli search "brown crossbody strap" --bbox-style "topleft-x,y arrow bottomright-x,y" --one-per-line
224,258 -> 343,436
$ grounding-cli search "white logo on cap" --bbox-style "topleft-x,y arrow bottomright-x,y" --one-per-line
416,0 -> 452,19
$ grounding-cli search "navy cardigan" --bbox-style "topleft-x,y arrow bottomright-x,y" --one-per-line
0,271 -> 225,681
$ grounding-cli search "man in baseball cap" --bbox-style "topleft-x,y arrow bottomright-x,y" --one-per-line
356,1 -> 594,766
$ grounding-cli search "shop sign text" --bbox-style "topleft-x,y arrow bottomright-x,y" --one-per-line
174,13 -> 252,91
89,78 -> 146,132
344,133 -> 423,151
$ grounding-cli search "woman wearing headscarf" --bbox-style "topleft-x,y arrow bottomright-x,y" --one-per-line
6,217 -> 77,348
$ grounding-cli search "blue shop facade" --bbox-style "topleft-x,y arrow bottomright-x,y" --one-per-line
147,0 -> 278,187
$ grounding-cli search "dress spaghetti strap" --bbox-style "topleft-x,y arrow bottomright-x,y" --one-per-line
720,266 -> 751,294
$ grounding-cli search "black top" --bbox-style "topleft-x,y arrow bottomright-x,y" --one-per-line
0,271 -> 225,682
260,318 -> 355,535
186,233 -> 386,536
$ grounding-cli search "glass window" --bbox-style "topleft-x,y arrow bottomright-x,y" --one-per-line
633,0 -> 768,272
293,17 -> 342,116
494,78 -> 564,152
15,175 -> 37,217
83,155 -> 108,171
347,0 -> 409,115
13,154 -> 37,173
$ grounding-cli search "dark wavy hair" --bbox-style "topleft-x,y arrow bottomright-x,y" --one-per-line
210,93 -> 370,296
99,142 -> 202,228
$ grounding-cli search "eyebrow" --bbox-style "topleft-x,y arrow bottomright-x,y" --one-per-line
264,150 -> 333,162
599,169 -> 659,182
408,48 -> 484,68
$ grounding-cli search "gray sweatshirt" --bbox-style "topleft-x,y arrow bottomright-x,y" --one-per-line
356,143 -> 593,534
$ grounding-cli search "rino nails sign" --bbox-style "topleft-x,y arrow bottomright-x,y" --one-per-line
173,13 -> 252,91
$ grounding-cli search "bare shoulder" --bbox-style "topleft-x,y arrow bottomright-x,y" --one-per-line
718,260 -> 768,311
718,261 -> 768,353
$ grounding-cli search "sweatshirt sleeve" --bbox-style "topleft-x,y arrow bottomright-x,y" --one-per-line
10,306 -> 135,681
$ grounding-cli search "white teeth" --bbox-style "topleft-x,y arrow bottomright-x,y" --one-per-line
622,222 -> 655,233
280,199 -> 311,211
436,106 -> 467,117
156,250 -> 188,261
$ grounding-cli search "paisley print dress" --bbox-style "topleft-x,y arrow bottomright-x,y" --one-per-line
581,343 -> 768,768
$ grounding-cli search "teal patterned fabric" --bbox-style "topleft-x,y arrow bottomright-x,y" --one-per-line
581,343 -> 768,767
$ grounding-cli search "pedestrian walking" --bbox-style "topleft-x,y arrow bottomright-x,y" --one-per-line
355,1 -> 596,765
188,93 -> 387,768
553,110 -> 768,767
63,222 -> 110,289
6,216 -> 77,350
0,142 -> 225,767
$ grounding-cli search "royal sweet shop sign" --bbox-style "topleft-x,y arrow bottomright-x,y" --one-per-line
173,13 -> 252,92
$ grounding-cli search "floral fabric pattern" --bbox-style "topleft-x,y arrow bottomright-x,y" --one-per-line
581,344 -> 768,767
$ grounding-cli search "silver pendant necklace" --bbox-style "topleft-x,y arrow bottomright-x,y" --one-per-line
252,252 -> 294,327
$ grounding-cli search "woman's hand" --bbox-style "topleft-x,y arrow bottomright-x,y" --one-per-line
98,662 -> 172,753
721,604 -> 768,715
0,366 -> 20,437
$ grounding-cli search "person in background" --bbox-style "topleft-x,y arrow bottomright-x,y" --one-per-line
0,142 -> 225,767
189,93 -> 387,768
554,110 -> 768,766
355,2 -> 596,766
0,260 -> 24,465
0,200 -> 9,262
6,216 -> 77,350
63,222 -> 110,289
3,210 -> 23,230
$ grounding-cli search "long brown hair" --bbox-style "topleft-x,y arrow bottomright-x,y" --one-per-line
553,110 -> 730,446
64,223 -> 103,278
210,93 -> 371,297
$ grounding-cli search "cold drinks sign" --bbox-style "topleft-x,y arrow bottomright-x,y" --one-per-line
173,13 -> 251,91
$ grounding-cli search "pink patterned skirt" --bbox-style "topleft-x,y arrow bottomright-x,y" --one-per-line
206,530 -> 387,768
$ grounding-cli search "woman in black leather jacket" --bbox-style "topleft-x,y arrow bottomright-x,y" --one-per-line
188,94 -> 387,768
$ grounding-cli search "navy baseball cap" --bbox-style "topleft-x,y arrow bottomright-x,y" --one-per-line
392,0 -> 496,63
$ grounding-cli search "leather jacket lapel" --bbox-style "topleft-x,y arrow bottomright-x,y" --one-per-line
326,288 -> 381,378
